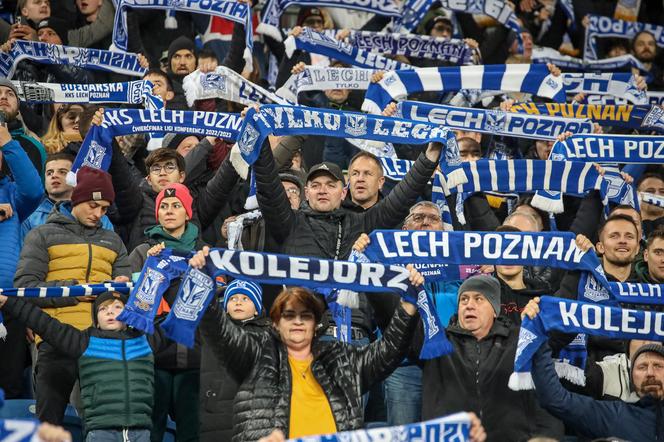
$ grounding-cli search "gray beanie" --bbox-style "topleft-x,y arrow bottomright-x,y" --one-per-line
457,274 -> 501,315
631,343 -> 664,366
0,79 -> 19,99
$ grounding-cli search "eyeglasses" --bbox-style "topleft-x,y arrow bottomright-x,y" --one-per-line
281,311 -> 315,322
408,213 -> 442,224
149,163 -> 178,174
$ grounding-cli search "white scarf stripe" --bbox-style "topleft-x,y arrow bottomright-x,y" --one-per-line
465,65 -> 484,89
471,161 -> 481,190
489,160 -> 498,190
525,160 -> 533,191
508,159 -> 516,191
561,161 -> 572,194
501,64 -> 528,91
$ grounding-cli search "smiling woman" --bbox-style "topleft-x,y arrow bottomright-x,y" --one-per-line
42,104 -> 85,154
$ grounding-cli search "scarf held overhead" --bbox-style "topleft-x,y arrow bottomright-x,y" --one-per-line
549,134 -> 664,164
276,66 -> 373,103
68,109 -> 242,185
11,80 -> 159,105
584,14 -> 664,61
362,64 -> 566,114
510,296 -> 664,390
0,40 -> 146,78
563,72 -> 648,105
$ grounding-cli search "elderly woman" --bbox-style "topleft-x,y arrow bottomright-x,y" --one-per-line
190,247 -> 420,441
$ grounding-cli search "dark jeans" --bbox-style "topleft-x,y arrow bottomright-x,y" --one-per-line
34,342 -> 78,425
151,369 -> 200,442
384,364 -> 422,426
0,313 -> 29,398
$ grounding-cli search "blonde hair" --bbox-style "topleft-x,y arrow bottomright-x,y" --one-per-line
42,105 -> 84,154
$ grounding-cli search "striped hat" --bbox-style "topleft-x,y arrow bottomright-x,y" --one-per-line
223,279 -> 263,315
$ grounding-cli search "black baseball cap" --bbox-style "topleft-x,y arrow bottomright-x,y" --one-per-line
306,162 -> 345,185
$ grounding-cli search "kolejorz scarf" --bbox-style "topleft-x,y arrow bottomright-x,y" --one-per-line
276,66 -> 373,103
341,31 -> 473,64
10,80 -> 159,105
584,14 -> 664,61
258,0 -> 401,41
0,40 -> 146,78
183,66 -> 291,107
362,64 -> 566,114
510,296 -> 664,390
397,100 -> 594,140
162,248 -> 451,358
113,0 -> 253,70
284,28 -> 414,72
69,109 -> 242,185
287,412 -> 471,441
234,104 -> 457,166
510,102 -> 664,133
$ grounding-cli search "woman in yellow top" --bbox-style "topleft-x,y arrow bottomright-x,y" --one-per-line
194,247 -> 421,441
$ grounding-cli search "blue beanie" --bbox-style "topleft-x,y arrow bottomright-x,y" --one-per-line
223,279 -> 263,315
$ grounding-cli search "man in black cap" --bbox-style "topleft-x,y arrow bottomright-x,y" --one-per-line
420,275 -> 564,441
36,17 -> 69,45
166,35 -> 197,109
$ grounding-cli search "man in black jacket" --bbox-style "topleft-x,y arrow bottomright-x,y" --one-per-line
422,274 -> 563,441
253,139 -> 441,260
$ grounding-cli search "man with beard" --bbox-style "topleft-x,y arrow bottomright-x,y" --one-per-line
0,80 -> 46,177
166,36 -> 197,110
631,31 -> 664,89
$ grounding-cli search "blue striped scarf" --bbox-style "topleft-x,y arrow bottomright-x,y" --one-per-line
392,0 -> 433,32
362,64 -> 566,114
563,72 -> 648,105
584,14 -> 664,61
0,40 -> 146,78
113,0 -> 253,70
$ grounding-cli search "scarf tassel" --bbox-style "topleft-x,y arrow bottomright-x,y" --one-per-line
554,360 -> 587,386
418,329 -> 453,360
508,371 -> 535,391
164,10 -> 178,29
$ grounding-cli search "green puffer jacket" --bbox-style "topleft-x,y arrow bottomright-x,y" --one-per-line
1,297 -> 164,432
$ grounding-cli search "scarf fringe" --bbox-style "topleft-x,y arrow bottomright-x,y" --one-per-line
508,371 -> 535,391
116,309 -> 155,335
259,23 -> 283,43
336,289 -> 360,308
554,360 -> 587,386
530,192 -> 564,213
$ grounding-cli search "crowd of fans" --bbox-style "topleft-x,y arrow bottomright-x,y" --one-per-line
0,0 -> 662,441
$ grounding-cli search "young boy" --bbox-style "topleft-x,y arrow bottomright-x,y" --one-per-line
199,279 -> 269,442
0,292 -> 162,442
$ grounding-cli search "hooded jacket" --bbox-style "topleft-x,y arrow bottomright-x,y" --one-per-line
200,303 -> 418,441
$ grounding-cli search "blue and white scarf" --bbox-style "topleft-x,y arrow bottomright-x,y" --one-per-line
69,109 -> 242,185
234,104 -> 457,166
548,133 -> 664,164
0,419 -> 39,442
362,64 -> 566,114
11,80 -> 159,105
510,296 -> 664,390
584,14 -> 664,61
379,157 -> 414,182
438,0 -> 523,50
532,46 -> 650,76
344,31 -> 473,64
640,192 -> 664,208
288,412 -> 471,441
611,282 -> 664,305
392,0 -> 433,33
117,252 -> 190,334
563,72 -> 648,105
284,28 -> 414,72
398,100 -> 594,140
276,66 -> 373,103
0,282 -> 133,297
0,40 -> 146,78
258,0 -> 401,41
363,230 -> 610,289
510,102 -> 664,133
162,249 -> 451,358
585,91 -> 664,107
558,0 -> 574,28
183,67 -> 291,108
113,0 -> 253,70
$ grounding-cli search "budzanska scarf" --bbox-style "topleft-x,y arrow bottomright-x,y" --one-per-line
362,64 -> 566,114
113,0 -> 253,70
68,109 -> 242,185
510,296 -> 664,390
276,66 -> 373,103
397,100 -> 594,140
287,412 -> 471,441
183,66 -> 291,107
161,248 -> 450,358
584,14 -> 664,61
11,80 -> 159,106
284,28 -> 414,72
0,40 -> 146,78
510,102 -> 664,133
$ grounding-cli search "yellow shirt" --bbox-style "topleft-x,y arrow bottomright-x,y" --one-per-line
288,356 -> 337,438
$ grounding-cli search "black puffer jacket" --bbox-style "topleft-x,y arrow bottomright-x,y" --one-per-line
421,316 -> 564,441
253,141 -> 437,260
200,303 -> 418,441
199,312 -> 271,442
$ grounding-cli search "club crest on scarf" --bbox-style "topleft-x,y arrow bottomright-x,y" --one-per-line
345,114 -> 368,137
583,273 -> 611,303
515,327 -> 538,362
485,109 -> 506,133
83,141 -> 106,169
134,268 -> 166,311
238,123 -> 260,156
643,106 -> 664,131
201,73 -> 226,92
73,48 -> 90,66
417,289 -> 439,339
172,268 -> 214,321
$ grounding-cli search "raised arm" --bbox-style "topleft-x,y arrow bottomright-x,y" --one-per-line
0,129 -> 43,221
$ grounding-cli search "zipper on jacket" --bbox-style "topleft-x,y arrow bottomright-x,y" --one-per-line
84,242 -> 93,282
475,341 -> 482,420
122,340 -> 130,422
